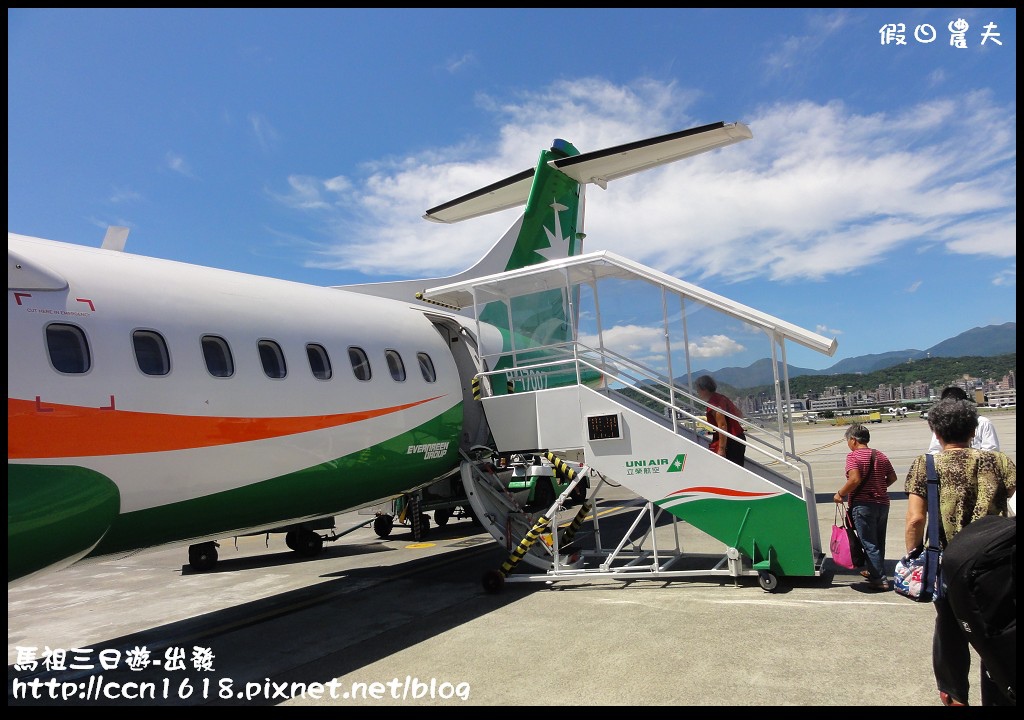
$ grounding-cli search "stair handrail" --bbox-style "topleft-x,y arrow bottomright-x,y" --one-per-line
473,345 -> 814,486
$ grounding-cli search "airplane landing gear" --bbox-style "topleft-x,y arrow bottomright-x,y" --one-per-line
373,513 -> 394,538
286,529 -> 325,557
188,541 -> 219,572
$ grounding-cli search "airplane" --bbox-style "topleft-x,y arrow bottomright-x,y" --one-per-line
8,120 -> 754,584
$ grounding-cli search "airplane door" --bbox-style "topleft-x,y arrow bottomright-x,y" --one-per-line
430,317 -> 490,451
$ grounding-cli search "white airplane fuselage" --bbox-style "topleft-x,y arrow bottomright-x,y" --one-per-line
9,233 -> 482,580
8,120 -> 755,584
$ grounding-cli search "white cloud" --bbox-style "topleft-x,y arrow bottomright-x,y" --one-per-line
109,187 -> 142,204
444,52 -> 475,73
269,175 -> 333,211
764,10 -> 849,77
580,324 -> 665,356
248,112 -> 278,151
275,78 -> 1015,286
165,152 -> 194,178
992,264 -> 1016,287
688,334 -> 746,359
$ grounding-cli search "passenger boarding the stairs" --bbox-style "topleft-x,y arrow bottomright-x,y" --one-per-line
694,375 -> 746,466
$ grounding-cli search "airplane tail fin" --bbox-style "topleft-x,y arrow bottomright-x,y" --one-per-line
424,121 -> 752,274
340,121 -> 751,302
338,138 -> 586,302
423,136 -> 586,276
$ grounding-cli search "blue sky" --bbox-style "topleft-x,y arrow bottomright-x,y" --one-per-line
8,8 -> 1016,371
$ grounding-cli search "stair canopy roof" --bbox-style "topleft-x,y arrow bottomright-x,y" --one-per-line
420,250 -> 837,357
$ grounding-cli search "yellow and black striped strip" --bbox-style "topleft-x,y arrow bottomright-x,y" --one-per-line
499,515 -> 550,578
559,501 -> 592,546
544,451 -> 578,483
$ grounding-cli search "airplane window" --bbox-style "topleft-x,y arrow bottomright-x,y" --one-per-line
385,349 -> 406,382
348,346 -> 371,381
258,340 -> 287,379
417,352 -> 436,383
202,335 -> 234,378
133,330 -> 170,376
45,323 -> 91,374
306,343 -> 332,380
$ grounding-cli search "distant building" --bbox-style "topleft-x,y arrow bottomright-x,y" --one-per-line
762,399 -> 807,414
809,397 -> 847,412
986,387 -> 1017,407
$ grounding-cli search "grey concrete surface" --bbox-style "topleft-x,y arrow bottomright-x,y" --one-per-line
7,411 -> 1016,707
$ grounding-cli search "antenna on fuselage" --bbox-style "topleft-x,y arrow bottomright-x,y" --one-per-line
101,226 -> 130,252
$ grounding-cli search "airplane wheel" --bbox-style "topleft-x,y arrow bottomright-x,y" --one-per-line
482,570 -> 505,594
294,530 -> 323,557
188,542 -> 218,572
373,515 -> 394,538
434,508 -> 451,527
468,508 -> 482,527
758,571 -> 779,593
284,530 -> 298,551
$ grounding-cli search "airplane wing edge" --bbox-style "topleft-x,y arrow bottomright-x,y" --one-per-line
552,121 -> 752,186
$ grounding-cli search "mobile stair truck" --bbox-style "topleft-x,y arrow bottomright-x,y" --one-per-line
418,251 -> 839,593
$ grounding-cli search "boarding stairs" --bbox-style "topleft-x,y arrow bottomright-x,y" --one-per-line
420,251 -> 835,592
461,367 -> 826,592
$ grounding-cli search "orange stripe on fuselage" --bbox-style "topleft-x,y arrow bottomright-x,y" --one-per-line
7,396 -> 445,459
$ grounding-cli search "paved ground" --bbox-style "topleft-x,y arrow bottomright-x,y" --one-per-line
7,411 -> 1016,706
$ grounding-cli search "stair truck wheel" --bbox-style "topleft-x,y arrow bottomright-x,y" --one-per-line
758,571 -> 779,592
434,508 -> 451,527
482,569 -> 505,594
188,542 -> 218,572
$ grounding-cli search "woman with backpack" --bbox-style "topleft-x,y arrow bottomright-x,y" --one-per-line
903,397 -> 1017,706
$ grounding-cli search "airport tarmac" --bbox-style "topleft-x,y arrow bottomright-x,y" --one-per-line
8,411 -> 1016,707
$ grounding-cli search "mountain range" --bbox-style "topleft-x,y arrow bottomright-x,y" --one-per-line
698,322 -> 1016,391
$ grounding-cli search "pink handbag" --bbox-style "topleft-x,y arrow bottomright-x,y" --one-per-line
830,503 -> 866,569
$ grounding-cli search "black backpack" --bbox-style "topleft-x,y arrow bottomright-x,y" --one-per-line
941,514 -> 1016,705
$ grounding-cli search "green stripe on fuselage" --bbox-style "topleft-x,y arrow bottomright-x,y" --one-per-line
8,464 -> 120,583
87,405 -> 463,557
